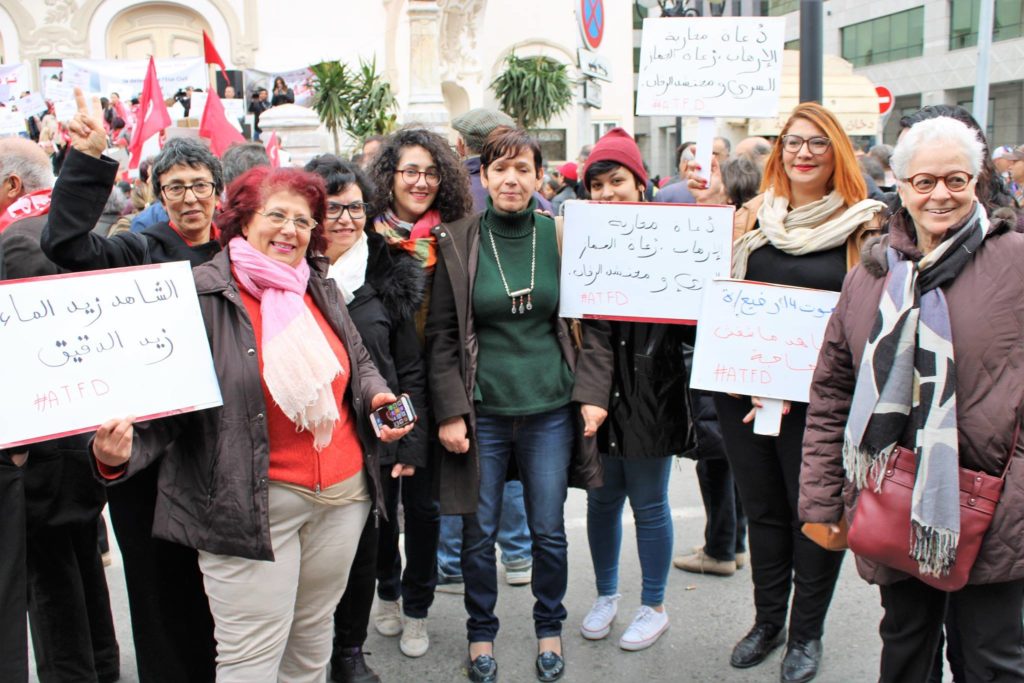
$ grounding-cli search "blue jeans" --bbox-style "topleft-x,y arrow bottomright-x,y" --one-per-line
586,455 -> 674,606
462,406 -> 573,642
437,481 -> 532,579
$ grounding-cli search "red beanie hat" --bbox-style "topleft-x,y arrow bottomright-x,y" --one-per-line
583,127 -> 648,189
558,161 -> 578,183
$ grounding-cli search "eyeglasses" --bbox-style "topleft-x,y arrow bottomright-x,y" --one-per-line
160,181 -> 216,200
256,210 -> 318,232
902,172 -> 973,194
780,135 -> 832,156
326,201 -> 367,221
396,167 -> 441,186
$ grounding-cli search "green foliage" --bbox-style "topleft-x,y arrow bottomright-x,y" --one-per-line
489,53 -> 573,130
309,57 -> 398,154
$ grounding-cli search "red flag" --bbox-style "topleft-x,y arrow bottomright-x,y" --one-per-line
203,31 -> 230,83
265,132 -> 281,168
199,89 -> 244,157
128,57 -> 171,170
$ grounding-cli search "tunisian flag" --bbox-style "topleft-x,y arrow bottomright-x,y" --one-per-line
128,57 -> 171,170
199,89 -> 244,157
203,31 -> 230,82
265,132 -> 281,168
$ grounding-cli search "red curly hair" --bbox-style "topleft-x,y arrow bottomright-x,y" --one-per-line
218,166 -> 328,258
760,102 -> 867,206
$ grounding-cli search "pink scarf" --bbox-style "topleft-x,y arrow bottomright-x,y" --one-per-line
228,237 -> 343,449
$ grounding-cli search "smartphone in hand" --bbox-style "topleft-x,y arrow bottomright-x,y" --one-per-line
370,394 -> 417,437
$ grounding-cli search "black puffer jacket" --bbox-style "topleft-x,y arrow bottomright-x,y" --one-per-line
597,322 -> 689,458
342,230 -> 428,467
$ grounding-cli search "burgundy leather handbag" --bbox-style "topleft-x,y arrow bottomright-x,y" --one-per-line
847,424 -> 1018,592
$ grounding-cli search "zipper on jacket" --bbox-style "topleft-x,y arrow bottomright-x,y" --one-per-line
373,505 -> 380,529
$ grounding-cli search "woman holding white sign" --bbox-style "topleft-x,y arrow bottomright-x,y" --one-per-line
689,102 -> 886,683
800,116 -> 1024,681
427,127 -> 612,683
92,166 -> 413,682
573,128 -> 688,653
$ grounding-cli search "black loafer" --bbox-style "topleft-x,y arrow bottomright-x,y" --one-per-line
730,623 -> 785,668
781,639 -> 822,683
467,653 -> 498,683
536,651 -> 565,682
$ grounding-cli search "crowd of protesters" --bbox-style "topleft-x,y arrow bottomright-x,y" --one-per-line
1,88 -> 1022,683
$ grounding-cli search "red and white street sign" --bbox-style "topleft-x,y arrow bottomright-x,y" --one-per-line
876,86 -> 894,115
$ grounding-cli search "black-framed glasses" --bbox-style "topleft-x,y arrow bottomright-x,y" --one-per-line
780,135 -> 832,156
256,210 -> 317,232
326,201 -> 367,221
160,181 -> 216,200
902,172 -> 973,194
396,167 -> 441,186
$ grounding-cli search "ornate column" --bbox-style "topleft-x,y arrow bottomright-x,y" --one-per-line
405,0 -> 449,129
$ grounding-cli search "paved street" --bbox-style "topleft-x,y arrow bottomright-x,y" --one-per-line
34,460 -> 929,683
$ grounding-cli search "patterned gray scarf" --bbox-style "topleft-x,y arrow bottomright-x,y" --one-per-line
844,202 -> 989,577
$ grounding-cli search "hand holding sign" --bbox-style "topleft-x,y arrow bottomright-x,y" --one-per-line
684,157 -> 728,205
93,416 -> 135,468
66,87 -> 108,159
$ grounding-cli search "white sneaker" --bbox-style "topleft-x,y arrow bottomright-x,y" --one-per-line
619,605 -> 669,651
580,594 -> 620,640
399,616 -> 429,657
504,563 -> 532,586
374,599 -> 403,637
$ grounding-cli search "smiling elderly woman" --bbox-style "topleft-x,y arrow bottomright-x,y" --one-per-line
799,115 -> 1024,682
91,166 -> 413,682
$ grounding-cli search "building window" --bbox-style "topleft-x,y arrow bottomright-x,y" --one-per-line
534,129 -> 567,164
768,0 -> 798,15
841,8 -> 925,67
950,0 -> 1024,49
592,122 -> 617,143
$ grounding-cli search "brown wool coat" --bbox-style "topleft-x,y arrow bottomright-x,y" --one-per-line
425,214 -> 614,515
799,219 -> 1024,585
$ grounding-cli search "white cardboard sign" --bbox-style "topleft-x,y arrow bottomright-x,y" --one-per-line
689,279 -> 840,402
636,16 -> 785,118
0,262 -> 223,449
558,201 -> 734,323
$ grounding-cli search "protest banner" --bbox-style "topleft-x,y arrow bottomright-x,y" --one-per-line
0,109 -> 26,138
17,92 -> 46,117
558,200 -> 734,324
45,80 -> 77,122
62,57 -> 207,101
635,16 -> 785,180
0,63 -> 30,103
689,279 -> 840,403
0,262 -> 223,449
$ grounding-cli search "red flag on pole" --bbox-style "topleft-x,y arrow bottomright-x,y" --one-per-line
265,132 -> 281,168
199,89 -> 245,157
128,57 -> 171,170
203,31 -> 230,83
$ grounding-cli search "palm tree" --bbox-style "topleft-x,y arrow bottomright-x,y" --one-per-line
309,60 -> 355,154
489,53 -> 573,130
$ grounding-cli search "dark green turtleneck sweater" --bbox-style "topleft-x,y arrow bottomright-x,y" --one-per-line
473,197 -> 573,416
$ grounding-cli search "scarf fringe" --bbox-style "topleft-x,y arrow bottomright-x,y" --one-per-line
910,521 -> 958,577
843,437 -> 893,492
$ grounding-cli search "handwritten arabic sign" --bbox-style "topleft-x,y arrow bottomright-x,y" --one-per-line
0,262 -> 223,449
689,279 -> 839,402
558,201 -> 734,323
636,16 -> 785,118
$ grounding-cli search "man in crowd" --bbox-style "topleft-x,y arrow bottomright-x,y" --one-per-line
734,136 -> 772,170
712,136 -> 731,166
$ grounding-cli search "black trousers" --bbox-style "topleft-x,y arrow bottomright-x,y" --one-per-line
376,462 -> 440,619
695,457 -> 747,561
879,577 -> 1024,683
0,456 -> 28,683
27,520 -> 120,683
714,395 -> 845,641
106,464 -> 217,683
332,503 -> 378,656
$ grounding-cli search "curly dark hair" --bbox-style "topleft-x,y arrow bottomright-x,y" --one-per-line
217,166 -> 328,261
304,154 -> 375,201
366,128 -> 473,223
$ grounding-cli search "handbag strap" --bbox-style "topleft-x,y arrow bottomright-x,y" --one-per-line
999,406 -> 1022,481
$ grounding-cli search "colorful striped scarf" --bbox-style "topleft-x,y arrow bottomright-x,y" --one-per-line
373,207 -> 441,272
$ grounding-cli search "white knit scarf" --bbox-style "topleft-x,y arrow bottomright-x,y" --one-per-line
327,231 -> 369,304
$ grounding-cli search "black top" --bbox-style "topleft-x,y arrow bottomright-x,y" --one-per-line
745,241 -> 847,292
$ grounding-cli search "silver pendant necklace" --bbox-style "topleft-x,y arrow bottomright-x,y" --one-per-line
487,224 -> 536,315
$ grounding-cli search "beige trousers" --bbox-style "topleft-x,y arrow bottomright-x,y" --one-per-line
198,484 -> 370,683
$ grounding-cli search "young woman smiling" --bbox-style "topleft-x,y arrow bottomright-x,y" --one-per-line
427,127 -> 613,683
363,130 -> 473,659
575,128 -> 688,653
689,103 -> 886,683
